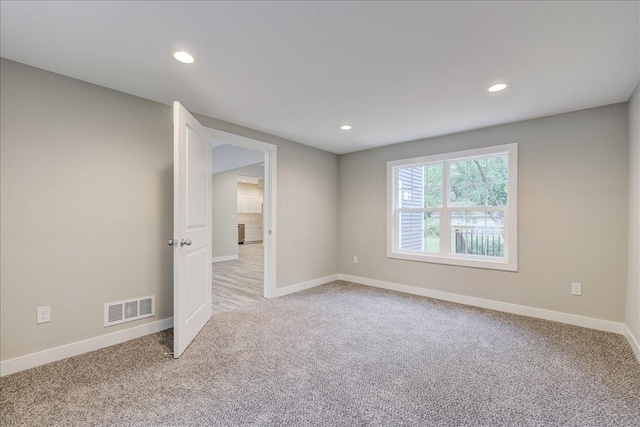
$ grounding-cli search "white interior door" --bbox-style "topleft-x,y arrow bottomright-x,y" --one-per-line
172,101 -> 212,358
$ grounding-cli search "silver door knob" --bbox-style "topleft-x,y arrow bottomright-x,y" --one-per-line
180,239 -> 192,246
168,239 -> 179,247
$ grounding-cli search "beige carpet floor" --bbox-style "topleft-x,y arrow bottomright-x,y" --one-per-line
1,281 -> 639,426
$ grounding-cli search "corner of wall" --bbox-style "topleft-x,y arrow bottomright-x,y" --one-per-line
626,81 -> 640,356
623,323 -> 640,362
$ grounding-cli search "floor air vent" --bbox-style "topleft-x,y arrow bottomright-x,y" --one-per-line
104,295 -> 155,327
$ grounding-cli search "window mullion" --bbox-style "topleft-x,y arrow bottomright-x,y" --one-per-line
450,206 -> 505,212
442,161 -> 450,256
393,168 -> 400,252
394,208 -> 399,252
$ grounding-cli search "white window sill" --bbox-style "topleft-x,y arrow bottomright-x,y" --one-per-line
387,250 -> 518,272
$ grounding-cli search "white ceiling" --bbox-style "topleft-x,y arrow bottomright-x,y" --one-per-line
212,144 -> 264,174
1,1 -> 638,154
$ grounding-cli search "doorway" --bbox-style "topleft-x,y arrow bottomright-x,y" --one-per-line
173,102 -> 276,357
207,128 -> 277,312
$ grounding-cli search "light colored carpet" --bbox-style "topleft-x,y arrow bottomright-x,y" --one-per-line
1,281 -> 639,426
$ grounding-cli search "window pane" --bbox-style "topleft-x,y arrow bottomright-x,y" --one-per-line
486,155 -> 508,206
397,166 -> 425,208
399,211 -> 440,252
425,164 -> 443,208
424,211 -> 440,253
399,211 -> 423,250
450,210 -> 504,257
449,155 -> 508,207
469,158 -> 488,206
448,160 -> 470,207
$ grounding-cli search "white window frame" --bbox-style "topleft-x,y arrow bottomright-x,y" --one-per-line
387,143 -> 518,272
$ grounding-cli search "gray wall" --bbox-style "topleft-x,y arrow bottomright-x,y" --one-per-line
0,59 -> 339,361
194,115 -> 340,289
211,171 -> 239,260
338,104 -> 629,322
0,59 -> 174,360
628,82 -> 640,342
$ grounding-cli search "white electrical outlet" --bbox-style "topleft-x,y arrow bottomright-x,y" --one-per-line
571,283 -> 582,296
353,256 -> 358,264
37,306 -> 51,324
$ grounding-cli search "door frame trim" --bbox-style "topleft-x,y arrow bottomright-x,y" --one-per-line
207,128 -> 277,299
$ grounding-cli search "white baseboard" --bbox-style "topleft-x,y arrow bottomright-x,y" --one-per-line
338,274 -> 627,336
0,317 -> 173,377
622,324 -> 640,362
4,274 -> 636,377
273,274 -> 339,298
212,255 -> 238,263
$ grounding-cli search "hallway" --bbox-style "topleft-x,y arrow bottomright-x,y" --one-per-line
212,243 -> 264,314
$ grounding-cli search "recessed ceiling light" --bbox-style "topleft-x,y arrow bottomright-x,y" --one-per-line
487,82 -> 509,93
340,124 -> 352,131
173,51 -> 195,64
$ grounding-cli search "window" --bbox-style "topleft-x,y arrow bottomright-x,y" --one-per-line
387,143 -> 517,271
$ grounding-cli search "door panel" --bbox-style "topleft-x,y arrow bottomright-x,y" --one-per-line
187,128 -> 208,228
185,248 -> 208,319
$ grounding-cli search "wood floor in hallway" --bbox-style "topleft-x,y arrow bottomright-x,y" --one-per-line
212,243 -> 264,314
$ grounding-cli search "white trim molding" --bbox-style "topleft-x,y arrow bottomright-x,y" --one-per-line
212,255 -> 239,263
1,317 -> 173,377
273,274 -> 339,298
4,274 -> 636,377
338,274 -> 627,335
